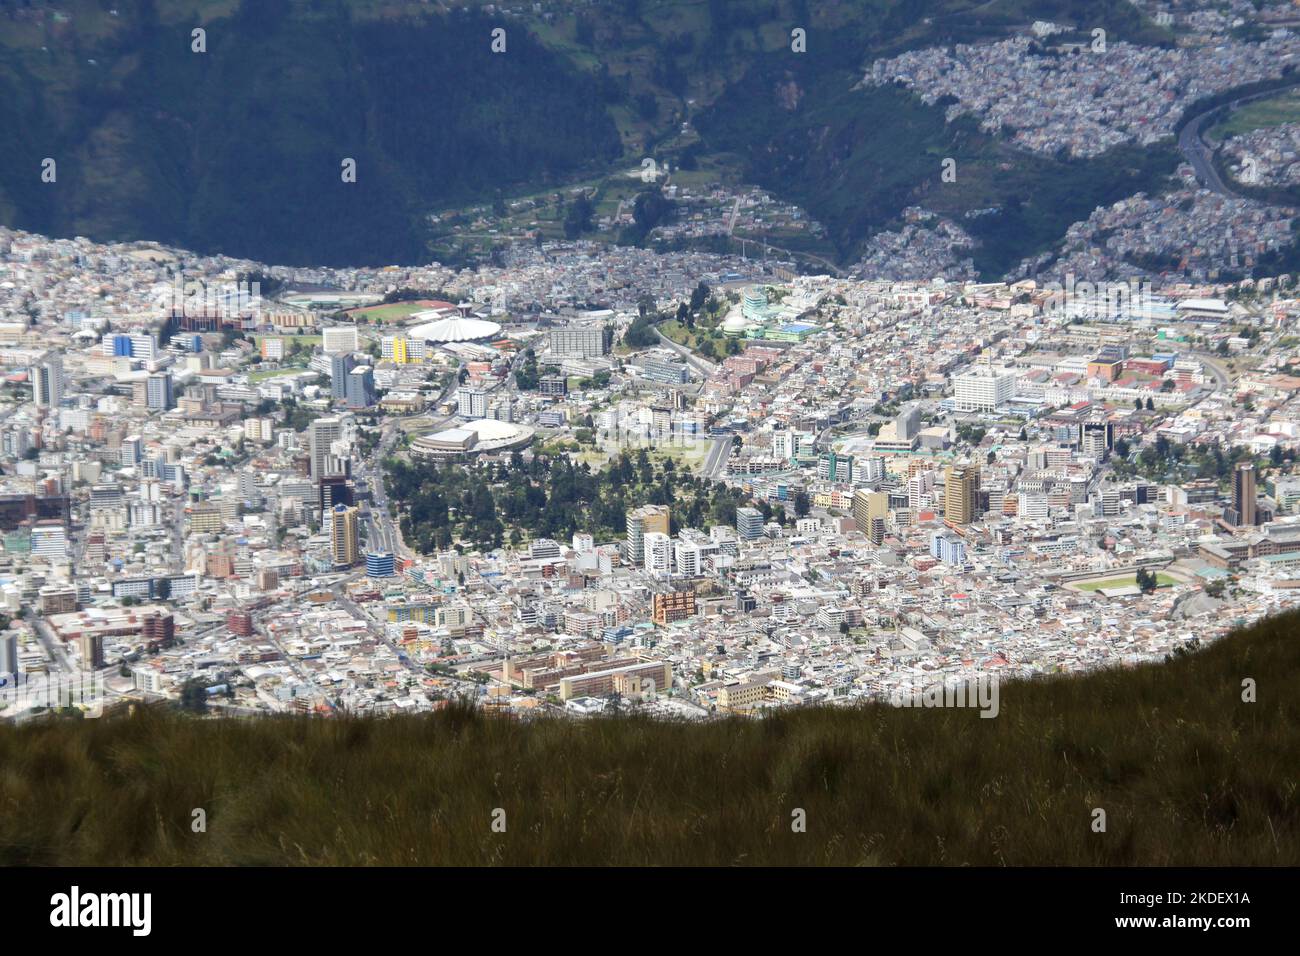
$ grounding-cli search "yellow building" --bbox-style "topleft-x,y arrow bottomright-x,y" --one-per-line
944,464 -> 979,526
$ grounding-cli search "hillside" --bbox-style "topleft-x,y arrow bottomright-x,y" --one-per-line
0,0 -> 1180,271
1,609 -> 1297,866
0,1 -> 621,266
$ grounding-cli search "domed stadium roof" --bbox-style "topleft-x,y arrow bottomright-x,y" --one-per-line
408,314 -> 502,343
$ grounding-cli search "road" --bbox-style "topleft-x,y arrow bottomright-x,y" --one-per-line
700,436 -> 732,478
1177,78 -> 1300,199
653,326 -> 719,378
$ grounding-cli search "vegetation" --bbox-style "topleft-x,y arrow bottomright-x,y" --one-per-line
383,447 -> 752,552
1,0 -> 1180,272
0,2 -> 620,265
1,607 -> 1297,865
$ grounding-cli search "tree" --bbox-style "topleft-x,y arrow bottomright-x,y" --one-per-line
179,679 -> 209,714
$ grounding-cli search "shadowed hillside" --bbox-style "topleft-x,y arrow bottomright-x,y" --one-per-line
1,610 -> 1297,866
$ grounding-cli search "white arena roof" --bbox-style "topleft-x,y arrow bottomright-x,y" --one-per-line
408,313 -> 503,343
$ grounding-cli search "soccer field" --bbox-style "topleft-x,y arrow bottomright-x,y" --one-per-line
1074,572 -> 1179,592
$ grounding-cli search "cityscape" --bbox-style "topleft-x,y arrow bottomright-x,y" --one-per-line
0,0 -> 1295,890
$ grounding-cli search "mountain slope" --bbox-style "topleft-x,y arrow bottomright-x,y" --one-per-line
2,609 -> 1297,865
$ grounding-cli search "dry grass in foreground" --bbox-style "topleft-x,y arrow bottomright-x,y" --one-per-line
2,610 -> 1298,865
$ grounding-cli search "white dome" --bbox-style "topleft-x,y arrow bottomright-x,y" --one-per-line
408,314 -> 503,343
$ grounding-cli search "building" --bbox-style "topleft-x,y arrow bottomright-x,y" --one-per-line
330,353 -> 357,401
309,417 -> 344,480
652,590 -> 697,624
626,505 -> 670,565
457,386 -> 488,419
944,464 -> 979,526
953,366 -> 1016,413
852,490 -> 889,542
930,531 -> 967,566
322,325 -> 360,354
318,474 -> 353,513
145,372 -> 175,411
344,365 -> 376,408
31,355 -> 64,408
548,325 -> 611,359
637,356 -> 689,385
736,506 -> 764,541
558,660 -> 672,701
29,521 -> 68,560
366,551 -> 396,578
330,504 -> 360,568
1233,462 -> 1259,528
538,375 -> 568,398
0,631 -> 16,678
895,403 -> 922,441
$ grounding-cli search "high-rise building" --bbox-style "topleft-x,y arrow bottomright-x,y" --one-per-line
330,504 -> 360,568
626,505 -> 670,564
1234,462 -> 1258,527
31,355 -> 64,408
851,490 -> 889,540
736,506 -> 764,541
146,372 -> 175,411
331,354 -> 357,401
318,474 -> 353,513
344,365 -> 376,408
895,403 -> 922,442
309,417 -> 343,480
944,464 -> 979,526
0,631 -> 16,678
548,325 -> 612,359
457,386 -> 488,419
366,551 -> 396,578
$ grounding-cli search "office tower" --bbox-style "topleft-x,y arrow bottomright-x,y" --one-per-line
344,365 -> 376,408
643,531 -> 673,576
319,474 -> 353,513
547,325 -> 612,359
309,417 -> 343,480
736,506 -> 764,541
851,489 -> 889,539
330,504 -> 360,568
31,355 -> 64,408
146,371 -> 175,411
626,504 -> 670,565
944,464 -> 979,526
895,402 -> 922,442
331,354 -> 357,401
365,551 -> 396,578
321,325 -> 359,354
1234,462 -> 1258,527
457,386 -> 488,419
0,631 -> 16,678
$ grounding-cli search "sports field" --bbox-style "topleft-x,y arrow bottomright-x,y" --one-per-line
1073,572 -> 1179,592
345,301 -> 445,324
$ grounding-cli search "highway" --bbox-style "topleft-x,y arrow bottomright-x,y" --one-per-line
700,435 -> 732,478
1177,78 -> 1300,200
653,326 -> 719,378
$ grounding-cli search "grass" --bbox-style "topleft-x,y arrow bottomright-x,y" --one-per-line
2,609 -> 1298,866
344,302 -> 443,324
1210,90 -> 1300,140
1074,573 -> 1179,592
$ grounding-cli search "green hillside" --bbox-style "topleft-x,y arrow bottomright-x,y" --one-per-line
1,609 -> 1297,866
0,0 -> 1178,270
0,1 -> 621,266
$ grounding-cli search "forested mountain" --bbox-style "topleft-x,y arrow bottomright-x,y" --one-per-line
0,1 -> 621,265
0,0 -> 1173,269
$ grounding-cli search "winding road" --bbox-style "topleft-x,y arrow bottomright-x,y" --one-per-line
1177,78 -> 1300,199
